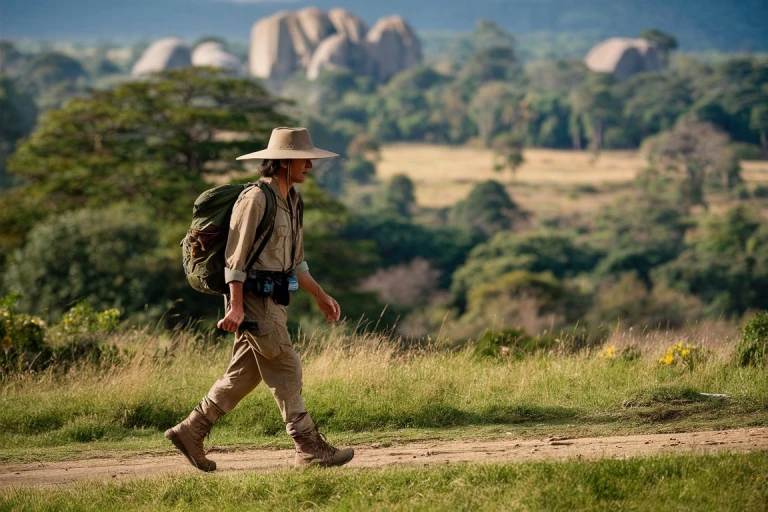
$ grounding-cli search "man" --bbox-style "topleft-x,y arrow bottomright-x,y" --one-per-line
165,127 -> 354,470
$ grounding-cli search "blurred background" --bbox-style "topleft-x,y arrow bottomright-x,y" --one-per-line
2,0 -> 768,342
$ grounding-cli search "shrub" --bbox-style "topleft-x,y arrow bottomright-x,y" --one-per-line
735,312 -> 768,367
0,296 -> 124,374
0,294 -> 50,372
48,302 -> 123,367
2,207 -> 172,320
753,184 -> 768,198
474,328 -> 556,360
658,342 -> 709,370
598,344 -> 642,362
343,157 -> 377,185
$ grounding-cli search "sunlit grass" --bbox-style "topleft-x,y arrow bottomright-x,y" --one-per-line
2,452 -> 767,511
1,325 -> 766,464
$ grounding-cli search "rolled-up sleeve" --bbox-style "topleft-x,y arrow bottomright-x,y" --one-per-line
224,192 -> 265,283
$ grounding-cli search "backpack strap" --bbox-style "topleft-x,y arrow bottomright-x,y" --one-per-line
244,181 -> 277,271
297,191 -> 304,229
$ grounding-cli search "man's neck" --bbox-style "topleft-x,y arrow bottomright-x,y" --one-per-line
273,173 -> 292,200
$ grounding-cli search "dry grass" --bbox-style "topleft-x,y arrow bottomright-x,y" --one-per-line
741,159 -> 768,183
604,320 -> 742,360
377,145 -> 768,219
378,144 -> 643,209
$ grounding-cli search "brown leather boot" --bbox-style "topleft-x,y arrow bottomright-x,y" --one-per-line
292,428 -> 355,467
165,398 -> 223,472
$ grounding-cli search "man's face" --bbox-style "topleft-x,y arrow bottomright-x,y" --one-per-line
288,159 -> 313,183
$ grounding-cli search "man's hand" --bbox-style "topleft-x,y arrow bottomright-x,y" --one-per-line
217,307 -> 244,332
316,293 -> 341,323
218,281 -> 245,332
298,271 -> 341,323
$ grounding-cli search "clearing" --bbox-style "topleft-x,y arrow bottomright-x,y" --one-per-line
2,427 -> 766,489
377,144 -> 768,217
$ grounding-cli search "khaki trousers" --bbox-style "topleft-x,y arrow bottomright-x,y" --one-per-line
205,293 -> 312,436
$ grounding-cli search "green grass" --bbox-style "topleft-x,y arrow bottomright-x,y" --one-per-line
1,329 -> 767,463
2,452 -> 767,511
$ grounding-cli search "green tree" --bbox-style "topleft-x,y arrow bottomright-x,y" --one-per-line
591,195 -> 689,285
639,28 -> 678,66
344,216 -> 481,289
0,78 -> 37,188
2,68 -> 289,260
376,174 -> 417,218
342,157 -> 376,185
646,119 -> 740,209
491,132 -> 525,181
468,82 -> 520,146
750,103 -> 768,154
450,180 -> 523,237
450,230 -> 600,312
2,208 -> 172,320
454,20 -> 518,86
618,72 -> 693,143
654,206 -> 768,316
570,76 -> 621,153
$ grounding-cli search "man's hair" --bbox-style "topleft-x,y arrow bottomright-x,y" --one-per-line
259,159 -> 282,177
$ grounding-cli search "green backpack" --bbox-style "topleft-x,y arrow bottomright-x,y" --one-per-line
181,180 -> 277,296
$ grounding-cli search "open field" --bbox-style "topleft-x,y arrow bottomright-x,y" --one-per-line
2,452 -> 766,511
378,144 -> 768,218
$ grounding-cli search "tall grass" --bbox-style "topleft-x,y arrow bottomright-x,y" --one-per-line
1,325 -> 766,461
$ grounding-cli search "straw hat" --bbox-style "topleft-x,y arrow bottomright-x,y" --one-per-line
236,127 -> 339,160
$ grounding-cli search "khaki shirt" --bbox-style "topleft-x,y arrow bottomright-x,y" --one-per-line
224,177 -> 308,283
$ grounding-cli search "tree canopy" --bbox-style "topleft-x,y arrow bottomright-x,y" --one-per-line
1,67 -> 290,260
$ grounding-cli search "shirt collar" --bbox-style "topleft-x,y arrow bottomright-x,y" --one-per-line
261,176 -> 295,211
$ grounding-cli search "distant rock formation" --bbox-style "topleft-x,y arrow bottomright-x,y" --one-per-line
306,34 -> 370,80
131,37 -> 192,77
328,8 -> 367,43
191,42 -> 241,72
296,7 -> 336,48
584,37 -> 664,81
365,15 -> 422,82
249,11 -> 305,81
248,8 -> 422,83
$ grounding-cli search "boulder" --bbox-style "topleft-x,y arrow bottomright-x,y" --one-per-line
131,37 -> 191,77
306,34 -> 370,80
366,15 -> 422,82
249,9 -> 422,83
584,37 -> 664,81
328,8 -> 368,43
249,11 -> 308,80
296,7 -> 337,47
191,42 -> 241,72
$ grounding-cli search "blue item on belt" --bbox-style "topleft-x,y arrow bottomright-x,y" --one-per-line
288,275 -> 299,292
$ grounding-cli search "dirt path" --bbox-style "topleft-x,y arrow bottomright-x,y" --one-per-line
2,427 -> 767,489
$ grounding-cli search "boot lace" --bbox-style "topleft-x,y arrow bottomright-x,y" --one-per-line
311,430 -> 338,459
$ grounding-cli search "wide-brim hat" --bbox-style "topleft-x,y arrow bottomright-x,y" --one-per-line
236,127 -> 339,160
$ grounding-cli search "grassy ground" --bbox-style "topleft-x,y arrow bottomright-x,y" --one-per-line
2,452 -> 767,511
1,327 -> 766,463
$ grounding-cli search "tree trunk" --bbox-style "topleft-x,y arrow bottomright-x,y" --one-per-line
594,119 -> 603,153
